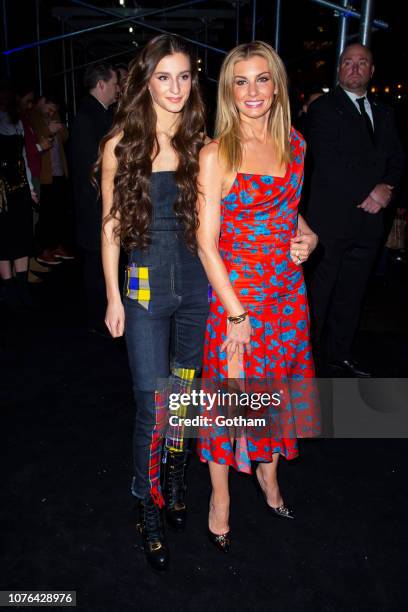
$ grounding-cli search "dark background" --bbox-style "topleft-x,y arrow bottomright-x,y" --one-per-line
1,4 -> 408,609
1,0 -> 407,126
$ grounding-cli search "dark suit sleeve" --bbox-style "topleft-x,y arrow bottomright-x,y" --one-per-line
381,109 -> 405,188
307,99 -> 349,185
70,109 -> 103,250
70,112 -> 99,189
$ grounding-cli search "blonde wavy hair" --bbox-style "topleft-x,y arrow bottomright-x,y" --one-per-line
215,41 -> 291,171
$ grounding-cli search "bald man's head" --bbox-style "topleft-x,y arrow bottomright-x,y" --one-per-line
338,44 -> 374,95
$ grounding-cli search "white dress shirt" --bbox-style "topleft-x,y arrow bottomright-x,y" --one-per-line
342,88 -> 374,128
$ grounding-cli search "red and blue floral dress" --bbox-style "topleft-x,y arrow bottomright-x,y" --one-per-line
197,128 -> 320,473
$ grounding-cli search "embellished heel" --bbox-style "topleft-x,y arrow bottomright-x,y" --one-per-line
252,467 -> 295,520
208,529 -> 231,553
208,493 -> 231,552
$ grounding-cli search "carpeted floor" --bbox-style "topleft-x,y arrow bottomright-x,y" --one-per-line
1,258 -> 407,611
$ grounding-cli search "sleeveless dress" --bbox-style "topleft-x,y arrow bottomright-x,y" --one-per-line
196,128 -> 319,473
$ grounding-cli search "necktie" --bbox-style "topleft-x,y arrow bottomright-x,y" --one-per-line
356,97 -> 374,141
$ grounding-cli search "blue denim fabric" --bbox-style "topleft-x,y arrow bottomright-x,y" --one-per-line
124,173 -> 209,499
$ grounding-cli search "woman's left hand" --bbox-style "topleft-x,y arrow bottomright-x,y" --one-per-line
290,228 -> 318,265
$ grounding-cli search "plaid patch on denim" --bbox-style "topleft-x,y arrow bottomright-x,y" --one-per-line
126,264 -> 150,309
147,368 -> 196,506
148,389 -> 168,508
165,367 -> 196,453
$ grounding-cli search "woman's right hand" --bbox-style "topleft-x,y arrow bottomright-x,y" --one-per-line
220,317 -> 252,361
105,299 -> 125,337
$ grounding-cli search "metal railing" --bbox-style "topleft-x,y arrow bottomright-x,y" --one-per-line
1,0 -> 387,117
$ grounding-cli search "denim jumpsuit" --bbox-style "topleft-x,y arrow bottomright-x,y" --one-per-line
124,171 -> 209,501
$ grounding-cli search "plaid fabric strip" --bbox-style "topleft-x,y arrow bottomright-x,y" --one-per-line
126,264 -> 150,309
147,369 -> 196,505
147,389 -> 168,508
165,367 -> 196,453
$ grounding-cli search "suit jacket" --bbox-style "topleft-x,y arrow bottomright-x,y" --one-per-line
70,94 -> 113,251
306,86 -> 405,241
29,109 -> 69,184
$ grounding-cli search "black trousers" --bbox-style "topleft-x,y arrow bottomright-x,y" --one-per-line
308,234 -> 380,362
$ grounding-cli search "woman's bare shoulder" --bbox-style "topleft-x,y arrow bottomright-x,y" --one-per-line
199,139 -> 222,168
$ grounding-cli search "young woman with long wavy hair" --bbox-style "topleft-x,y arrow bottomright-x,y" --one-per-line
196,42 -> 320,552
100,35 -> 208,571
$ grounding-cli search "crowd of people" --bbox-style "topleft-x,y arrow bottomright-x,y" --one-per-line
1,36 -> 406,572
0,61 -> 126,313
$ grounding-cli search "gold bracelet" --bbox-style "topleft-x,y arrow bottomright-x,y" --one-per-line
227,311 -> 248,324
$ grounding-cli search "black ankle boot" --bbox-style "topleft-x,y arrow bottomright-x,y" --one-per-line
15,271 -> 34,310
163,448 -> 188,531
136,497 -> 169,571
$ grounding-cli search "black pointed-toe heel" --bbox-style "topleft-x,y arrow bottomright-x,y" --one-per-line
253,468 -> 295,520
267,503 -> 294,520
208,492 -> 231,551
208,529 -> 231,553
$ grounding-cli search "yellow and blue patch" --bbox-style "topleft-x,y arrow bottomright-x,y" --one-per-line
125,264 -> 151,309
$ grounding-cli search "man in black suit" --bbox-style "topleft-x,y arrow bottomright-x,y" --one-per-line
70,63 -> 118,333
306,44 -> 404,376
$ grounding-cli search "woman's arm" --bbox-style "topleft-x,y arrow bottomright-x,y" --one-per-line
197,143 -> 243,316
197,143 -> 251,359
290,213 -> 318,265
101,133 -> 124,337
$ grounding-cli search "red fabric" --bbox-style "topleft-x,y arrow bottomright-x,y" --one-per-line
21,116 -> 41,178
197,128 -> 320,473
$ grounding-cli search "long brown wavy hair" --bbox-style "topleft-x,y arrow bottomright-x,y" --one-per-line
99,34 -> 206,252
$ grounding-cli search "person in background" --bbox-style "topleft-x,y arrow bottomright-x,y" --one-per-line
306,44 -> 405,377
296,87 -> 324,140
16,85 -> 52,281
0,81 -> 37,310
30,93 -> 74,266
295,87 -> 324,216
70,63 -> 118,334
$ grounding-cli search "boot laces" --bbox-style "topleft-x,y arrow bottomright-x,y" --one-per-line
167,452 -> 186,507
144,498 -> 163,542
